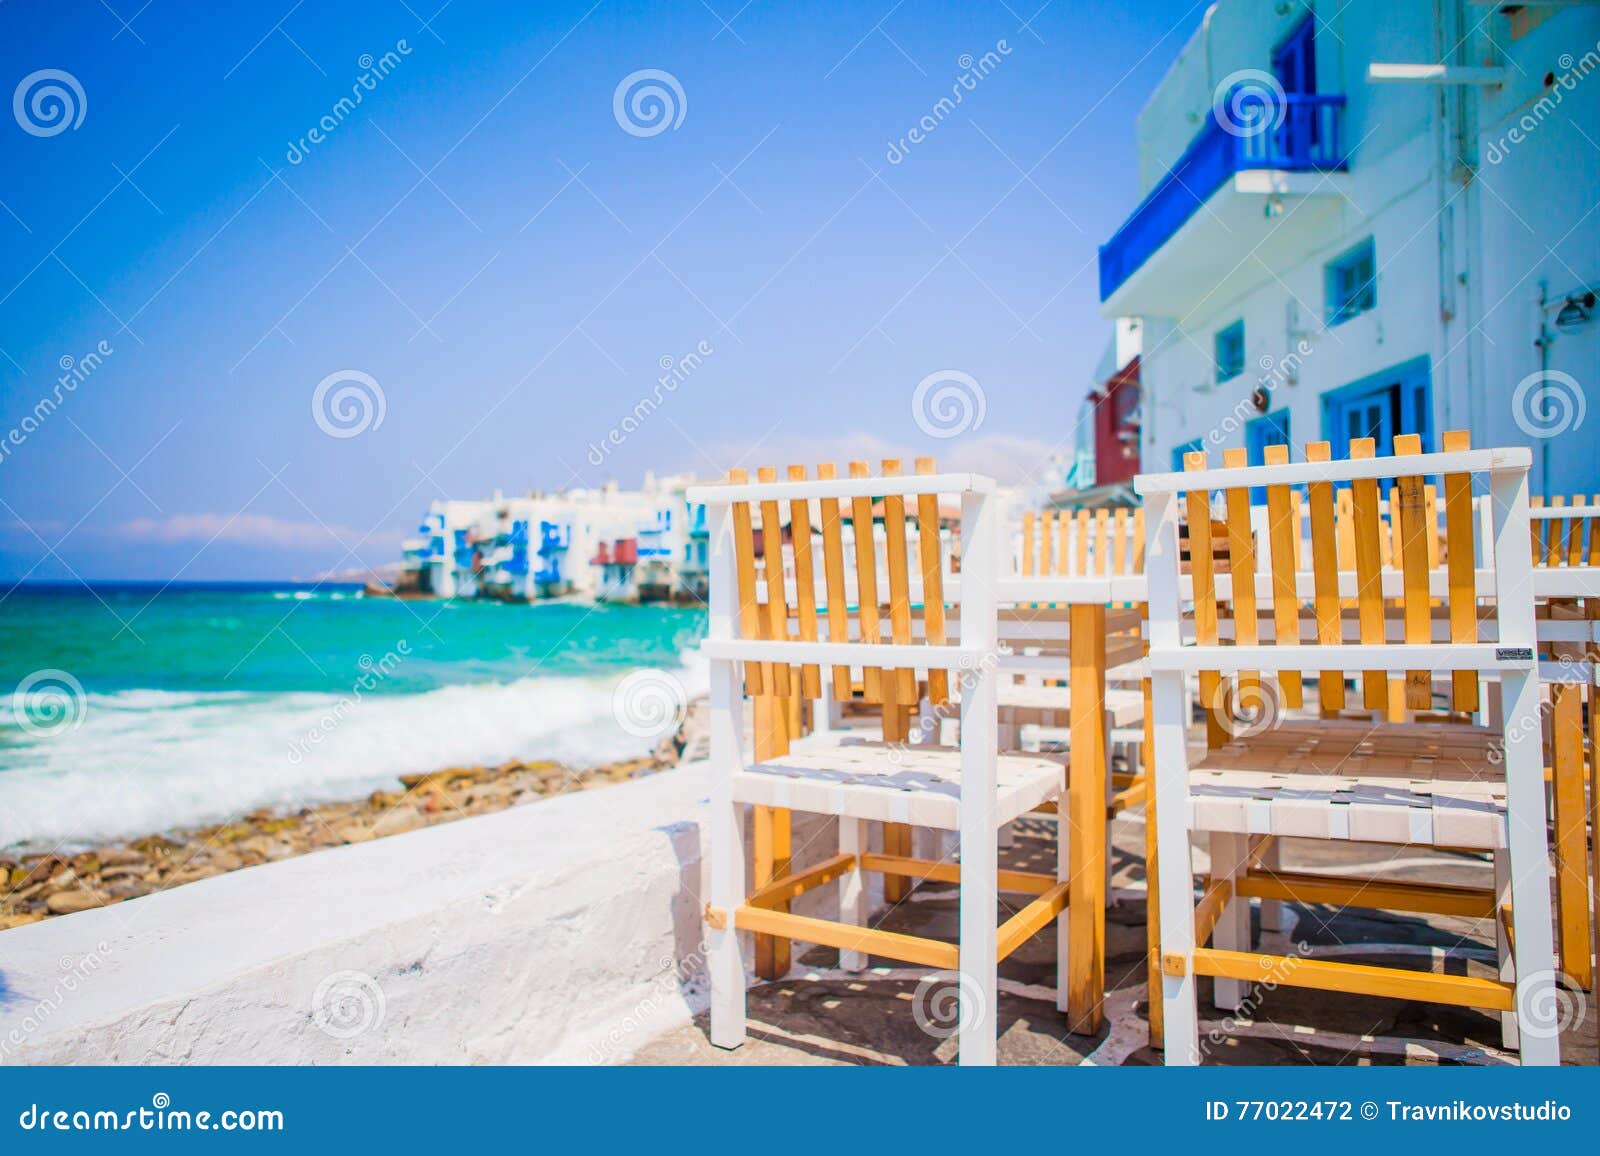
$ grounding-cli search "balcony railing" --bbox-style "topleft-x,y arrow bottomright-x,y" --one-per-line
1098,90 -> 1346,302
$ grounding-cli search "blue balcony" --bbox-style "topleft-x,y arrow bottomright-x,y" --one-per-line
1099,90 -> 1346,304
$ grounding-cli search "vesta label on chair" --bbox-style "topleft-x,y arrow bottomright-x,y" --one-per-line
1495,647 -> 1534,661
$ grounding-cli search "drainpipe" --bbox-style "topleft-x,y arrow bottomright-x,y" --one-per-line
1534,282 -> 1552,496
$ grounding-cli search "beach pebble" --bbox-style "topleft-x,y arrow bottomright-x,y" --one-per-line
46,889 -> 106,915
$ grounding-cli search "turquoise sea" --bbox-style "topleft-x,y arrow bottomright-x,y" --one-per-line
0,583 -> 706,852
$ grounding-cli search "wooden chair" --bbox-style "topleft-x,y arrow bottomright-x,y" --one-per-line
1529,496 -> 1600,993
1011,504 -> 1151,1035
692,460 -> 1074,1065
1140,434 -> 1562,1065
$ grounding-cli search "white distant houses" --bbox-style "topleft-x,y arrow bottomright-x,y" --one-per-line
396,472 -> 708,604
1098,1 -> 1599,495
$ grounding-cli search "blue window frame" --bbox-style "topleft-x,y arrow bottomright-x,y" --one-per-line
1170,437 -> 1203,472
1326,238 -> 1377,325
1214,320 -> 1245,384
1245,410 -> 1291,503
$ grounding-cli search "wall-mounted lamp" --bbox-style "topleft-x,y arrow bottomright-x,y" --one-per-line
1555,291 -> 1595,334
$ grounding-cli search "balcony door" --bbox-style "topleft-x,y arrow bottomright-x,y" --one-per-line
1273,15 -> 1316,96
1322,356 -> 1433,462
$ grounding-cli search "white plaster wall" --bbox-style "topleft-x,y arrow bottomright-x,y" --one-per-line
0,758 -> 867,1066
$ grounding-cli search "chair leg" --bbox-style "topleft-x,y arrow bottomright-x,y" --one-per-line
957,819 -> 999,1066
1502,669 -> 1561,1065
1153,670 -> 1198,1065
997,819 -> 1016,849
708,802 -> 747,1050
1257,836 -> 1284,935
838,818 -> 870,972
1495,848 -> 1518,1051
1056,806 -> 1071,1013
1208,832 -> 1250,1011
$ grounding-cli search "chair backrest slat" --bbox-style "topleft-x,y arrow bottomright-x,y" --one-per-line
756,467 -> 793,698
729,468 -> 766,697
1305,441 -> 1346,709
1439,431 -> 1481,712
1220,448 -> 1261,715
815,464 -> 853,701
915,457 -> 950,707
1394,434 -> 1433,710
1347,438 -> 1389,709
847,461 -> 884,703
1262,443 -> 1303,708
880,459 -> 919,706
786,465 -> 823,701
1183,451 -> 1227,747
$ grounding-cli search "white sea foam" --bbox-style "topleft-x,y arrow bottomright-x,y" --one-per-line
0,656 -> 706,852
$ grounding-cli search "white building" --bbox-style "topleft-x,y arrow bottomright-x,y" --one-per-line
1100,1 -> 1598,496
398,474 -> 708,603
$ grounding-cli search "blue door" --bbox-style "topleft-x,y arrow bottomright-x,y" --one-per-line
1245,409 -> 1291,502
1323,357 -> 1432,461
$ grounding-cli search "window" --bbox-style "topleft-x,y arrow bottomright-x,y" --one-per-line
1327,238 -> 1376,325
1214,321 -> 1245,383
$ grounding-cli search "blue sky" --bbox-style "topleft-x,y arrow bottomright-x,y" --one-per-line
0,0 -> 1204,580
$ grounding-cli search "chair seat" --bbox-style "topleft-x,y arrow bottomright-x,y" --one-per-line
734,741 -> 1065,830
994,682 -> 1144,728
1187,720 -> 1507,849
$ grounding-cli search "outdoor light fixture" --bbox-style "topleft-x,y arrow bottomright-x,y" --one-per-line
1555,291 -> 1595,333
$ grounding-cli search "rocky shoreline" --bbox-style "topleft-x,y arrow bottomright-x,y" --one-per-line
0,698 -> 710,933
